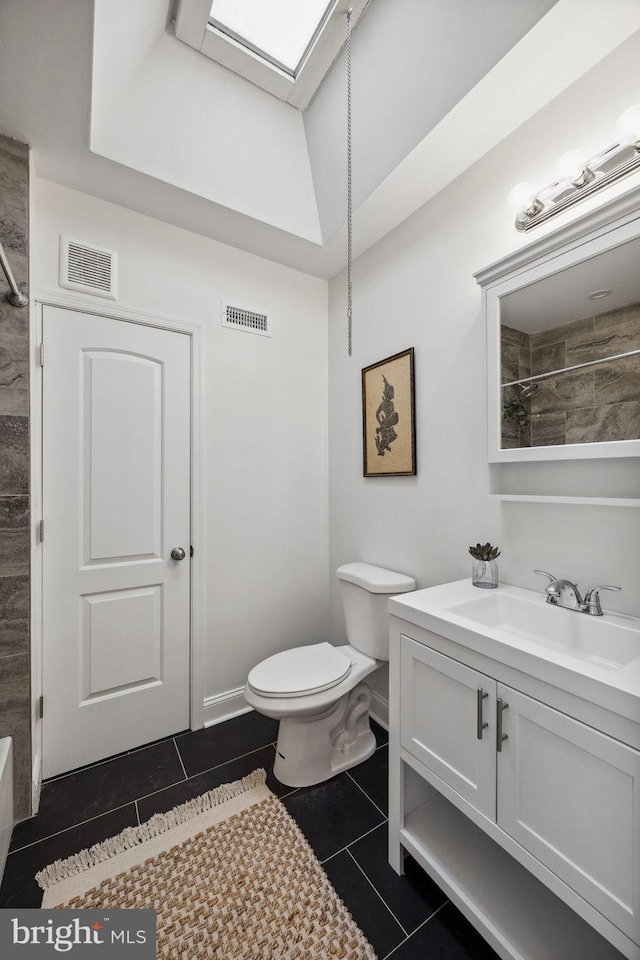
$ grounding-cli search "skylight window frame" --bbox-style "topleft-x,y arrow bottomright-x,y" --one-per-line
208,1 -> 335,79
174,0 -> 369,110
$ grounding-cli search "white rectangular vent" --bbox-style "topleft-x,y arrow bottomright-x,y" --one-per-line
59,236 -> 118,300
222,301 -> 271,337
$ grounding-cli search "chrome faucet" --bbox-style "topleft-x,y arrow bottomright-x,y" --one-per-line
534,571 -> 621,616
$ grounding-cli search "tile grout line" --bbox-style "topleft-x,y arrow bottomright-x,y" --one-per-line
7,739 -> 279,857
43,736 -> 183,785
136,742 -> 277,807
173,738 -> 189,782
345,847 -> 410,938
7,798 -> 142,855
381,901 -> 449,960
9,737 -> 276,856
345,768 -> 388,820
320,820 -> 385,866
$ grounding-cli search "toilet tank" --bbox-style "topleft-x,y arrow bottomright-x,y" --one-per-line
336,563 -> 416,661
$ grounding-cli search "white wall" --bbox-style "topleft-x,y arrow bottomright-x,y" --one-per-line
304,0 -> 557,241
91,4 -> 322,242
327,35 -> 640,703
32,178 -> 329,706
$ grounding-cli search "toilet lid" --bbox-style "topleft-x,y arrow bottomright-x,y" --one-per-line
247,643 -> 352,698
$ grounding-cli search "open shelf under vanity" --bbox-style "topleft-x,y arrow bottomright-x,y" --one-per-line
400,786 -> 624,960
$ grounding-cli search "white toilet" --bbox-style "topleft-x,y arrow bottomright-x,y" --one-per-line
244,562 -> 415,787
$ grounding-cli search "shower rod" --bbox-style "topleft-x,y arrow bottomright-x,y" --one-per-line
501,347 -> 640,389
0,240 -> 28,307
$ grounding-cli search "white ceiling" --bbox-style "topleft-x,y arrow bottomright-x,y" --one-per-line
1,0 -> 640,279
501,235 -> 640,333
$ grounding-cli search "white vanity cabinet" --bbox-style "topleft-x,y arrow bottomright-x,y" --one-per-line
497,685 -> 640,943
400,640 -> 497,819
390,626 -> 640,960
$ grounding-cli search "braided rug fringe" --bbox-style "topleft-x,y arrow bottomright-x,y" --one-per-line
36,768 -> 267,889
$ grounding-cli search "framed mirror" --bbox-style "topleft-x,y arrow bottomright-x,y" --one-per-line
477,187 -> 640,462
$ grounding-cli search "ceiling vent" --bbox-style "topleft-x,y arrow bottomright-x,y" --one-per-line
59,236 -> 118,300
221,300 -> 271,338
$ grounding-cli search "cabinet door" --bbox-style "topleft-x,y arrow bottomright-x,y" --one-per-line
400,637 -> 497,819
497,684 -> 640,945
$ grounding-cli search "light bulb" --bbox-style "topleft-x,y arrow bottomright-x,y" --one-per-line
508,182 -> 536,212
555,150 -> 588,183
615,104 -> 640,142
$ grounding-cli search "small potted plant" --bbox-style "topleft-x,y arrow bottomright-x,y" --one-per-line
502,397 -> 528,433
469,542 -> 500,589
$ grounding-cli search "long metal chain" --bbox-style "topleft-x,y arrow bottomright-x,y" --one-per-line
346,8 -> 353,357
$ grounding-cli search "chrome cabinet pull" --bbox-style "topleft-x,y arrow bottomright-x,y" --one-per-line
497,698 -> 509,752
476,689 -> 489,740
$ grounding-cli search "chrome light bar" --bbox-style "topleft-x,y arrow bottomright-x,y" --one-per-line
515,138 -> 640,232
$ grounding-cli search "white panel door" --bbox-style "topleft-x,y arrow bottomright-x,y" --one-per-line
400,637 -> 497,820
42,306 -> 191,777
497,684 -> 640,944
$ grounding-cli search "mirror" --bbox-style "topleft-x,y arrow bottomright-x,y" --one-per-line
479,192 -> 640,462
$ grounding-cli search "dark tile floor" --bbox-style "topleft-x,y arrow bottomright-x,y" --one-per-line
0,711 -> 500,959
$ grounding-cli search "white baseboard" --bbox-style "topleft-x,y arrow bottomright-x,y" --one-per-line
203,686 -> 389,731
369,690 -> 389,730
203,687 -> 252,728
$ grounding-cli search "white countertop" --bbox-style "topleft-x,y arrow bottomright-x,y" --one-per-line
389,579 -> 640,725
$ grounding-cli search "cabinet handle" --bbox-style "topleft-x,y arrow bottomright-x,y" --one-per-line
497,698 -> 509,752
476,688 -> 489,740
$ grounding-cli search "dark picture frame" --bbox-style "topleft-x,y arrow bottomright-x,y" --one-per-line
362,348 -> 416,477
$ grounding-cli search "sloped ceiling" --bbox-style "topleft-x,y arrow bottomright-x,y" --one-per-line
1,0 -> 640,278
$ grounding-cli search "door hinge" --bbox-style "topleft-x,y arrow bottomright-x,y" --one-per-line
190,545 -> 194,558
39,519 -> 45,542
39,695 -> 44,719
39,342 -> 45,367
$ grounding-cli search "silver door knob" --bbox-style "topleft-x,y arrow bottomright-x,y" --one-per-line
170,547 -> 186,561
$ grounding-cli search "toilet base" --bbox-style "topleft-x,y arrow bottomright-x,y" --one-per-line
273,682 -> 376,788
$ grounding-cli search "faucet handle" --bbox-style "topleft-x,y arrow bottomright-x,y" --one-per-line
534,570 -> 556,584
584,584 -> 622,616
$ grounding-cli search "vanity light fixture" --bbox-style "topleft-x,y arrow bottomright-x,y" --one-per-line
510,104 -> 640,232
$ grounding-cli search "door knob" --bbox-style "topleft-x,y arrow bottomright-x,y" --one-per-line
170,547 -> 186,561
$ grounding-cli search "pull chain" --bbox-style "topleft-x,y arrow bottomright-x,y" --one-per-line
346,8 -> 353,357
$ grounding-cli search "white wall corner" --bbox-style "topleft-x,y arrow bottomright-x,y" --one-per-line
369,689 -> 389,731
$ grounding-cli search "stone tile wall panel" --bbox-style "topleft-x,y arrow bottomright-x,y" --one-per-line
0,133 -> 30,821
502,302 -> 640,448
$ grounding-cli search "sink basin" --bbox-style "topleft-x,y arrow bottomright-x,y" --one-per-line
388,580 -> 640,723
445,592 -> 639,671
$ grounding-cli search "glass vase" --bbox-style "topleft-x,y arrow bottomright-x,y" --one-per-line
472,558 -> 498,589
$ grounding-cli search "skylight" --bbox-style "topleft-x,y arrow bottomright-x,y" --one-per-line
175,0 -> 368,110
209,0 -> 334,76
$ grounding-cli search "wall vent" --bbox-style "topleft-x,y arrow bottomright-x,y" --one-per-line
221,300 -> 271,337
59,236 -> 118,300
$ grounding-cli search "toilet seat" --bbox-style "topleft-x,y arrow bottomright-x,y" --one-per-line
247,642 -> 352,698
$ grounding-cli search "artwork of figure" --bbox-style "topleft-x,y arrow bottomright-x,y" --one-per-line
375,375 -> 399,455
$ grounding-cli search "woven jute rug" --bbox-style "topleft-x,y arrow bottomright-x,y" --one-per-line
36,769 -> 376,959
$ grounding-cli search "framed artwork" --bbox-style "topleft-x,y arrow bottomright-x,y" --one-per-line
362,348 -> 416,477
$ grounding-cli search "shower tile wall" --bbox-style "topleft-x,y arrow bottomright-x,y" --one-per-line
0,133 -> 30,820
530,304 -> 640,445
501,305 -> 640,447
501,325 -> 531,448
